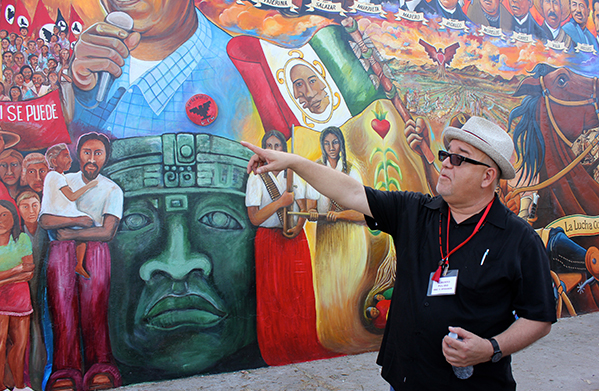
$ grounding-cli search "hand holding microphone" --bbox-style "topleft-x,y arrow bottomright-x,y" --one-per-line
71,11 -> 140,103
96,12 -> 134,103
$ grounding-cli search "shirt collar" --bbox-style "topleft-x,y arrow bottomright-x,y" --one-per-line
515,13 -> 529,25
438,1 -> 456,14
117,8 -> 212,116
424,194 -> 507,229
544,22 -> 560,38
400,0 -> 422,12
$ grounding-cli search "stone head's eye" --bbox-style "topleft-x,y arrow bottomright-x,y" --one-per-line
199,211 -> 242,230
120,213 -> 152,231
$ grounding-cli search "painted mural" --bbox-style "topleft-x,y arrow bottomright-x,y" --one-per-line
0,0 -> 598,389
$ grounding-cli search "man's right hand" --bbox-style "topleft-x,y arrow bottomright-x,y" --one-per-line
76,216 -> 95,228
71,20 -> 141,91
241,142 -> 295,175
404,117 -> 430,156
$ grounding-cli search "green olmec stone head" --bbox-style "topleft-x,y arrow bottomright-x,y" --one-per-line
105,133 -> 258,381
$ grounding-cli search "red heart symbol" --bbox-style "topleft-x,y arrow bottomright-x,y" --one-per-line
372,119 -> 390,139
436,52 -> 445,65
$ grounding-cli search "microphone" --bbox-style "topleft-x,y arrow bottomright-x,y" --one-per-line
95,11 -> 134,103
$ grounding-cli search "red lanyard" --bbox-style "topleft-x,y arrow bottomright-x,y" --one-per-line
432,198 -> 494,282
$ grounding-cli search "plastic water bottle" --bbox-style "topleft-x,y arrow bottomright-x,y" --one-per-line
448,332 -> 473,379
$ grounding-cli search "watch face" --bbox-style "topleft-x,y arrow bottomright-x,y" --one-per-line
492,352 -> 502,363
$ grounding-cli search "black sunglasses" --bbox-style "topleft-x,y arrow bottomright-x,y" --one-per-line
438,150 -> 490,168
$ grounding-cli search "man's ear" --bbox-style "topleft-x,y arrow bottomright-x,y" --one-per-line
481,167 -> 499,189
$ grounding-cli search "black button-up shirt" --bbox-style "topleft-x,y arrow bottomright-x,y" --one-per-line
364,188 -> 556,391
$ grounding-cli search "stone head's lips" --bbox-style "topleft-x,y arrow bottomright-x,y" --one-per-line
144,294 -> 227,330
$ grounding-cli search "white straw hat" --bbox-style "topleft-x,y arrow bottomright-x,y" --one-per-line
442,116 -> 515,180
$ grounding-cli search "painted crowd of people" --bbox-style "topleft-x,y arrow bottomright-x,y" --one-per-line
0,26 -> 71,102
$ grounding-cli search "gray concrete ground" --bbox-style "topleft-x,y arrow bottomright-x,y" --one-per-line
117,312 -> 599,390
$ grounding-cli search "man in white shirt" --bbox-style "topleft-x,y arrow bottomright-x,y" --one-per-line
39,132 -> 124,391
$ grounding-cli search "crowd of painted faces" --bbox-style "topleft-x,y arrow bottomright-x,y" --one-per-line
0,26 -> 71,103
0,140 -> 50,232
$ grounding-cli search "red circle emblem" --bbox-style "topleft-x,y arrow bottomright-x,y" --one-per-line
186,94 -> 218,126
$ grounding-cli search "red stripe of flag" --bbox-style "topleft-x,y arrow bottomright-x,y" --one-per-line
227,36 -> 299,140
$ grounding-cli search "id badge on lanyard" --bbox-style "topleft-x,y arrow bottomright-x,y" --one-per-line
427,270 -> 458,296
429,199 -> 493,297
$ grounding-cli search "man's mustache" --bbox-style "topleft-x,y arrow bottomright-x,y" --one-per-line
547,11 -> 558,19
84,162 -> 99,171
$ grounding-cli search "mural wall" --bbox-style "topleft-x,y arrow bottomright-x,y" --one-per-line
0,0 -> 598,389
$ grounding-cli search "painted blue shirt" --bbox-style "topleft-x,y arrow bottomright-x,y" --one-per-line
70,8 -> 256,140
562,18 -> 599,51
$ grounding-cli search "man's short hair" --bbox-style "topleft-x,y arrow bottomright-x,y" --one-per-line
45,143 -> 68,169
21,153 -> 47,183
0,148 -> 24,164
571,0 -> 589,7
16,189 -> 40,206
76,132 -> 112,163
19,65 -> 32,75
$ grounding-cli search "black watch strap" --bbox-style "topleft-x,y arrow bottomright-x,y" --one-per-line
489,338 -> 502,363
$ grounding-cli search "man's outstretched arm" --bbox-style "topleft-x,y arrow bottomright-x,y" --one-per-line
242,141 -> 372,217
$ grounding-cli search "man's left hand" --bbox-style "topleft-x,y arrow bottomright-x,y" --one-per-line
442,326 -> 493,367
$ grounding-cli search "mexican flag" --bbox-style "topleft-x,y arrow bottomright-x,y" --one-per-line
227,25 -> 387,138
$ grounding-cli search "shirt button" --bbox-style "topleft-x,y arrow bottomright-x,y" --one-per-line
424,301 -> 429,307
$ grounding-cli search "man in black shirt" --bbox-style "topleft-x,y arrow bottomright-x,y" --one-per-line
241,116 -> 555,391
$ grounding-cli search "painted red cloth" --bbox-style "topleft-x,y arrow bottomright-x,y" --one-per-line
254,227 -> 338,365
373,299 -> 391,330
0,282 -> 31,315
46,240 -> 117,375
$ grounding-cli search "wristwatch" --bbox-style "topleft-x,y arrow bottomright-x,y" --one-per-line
489,338 -> 502,363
